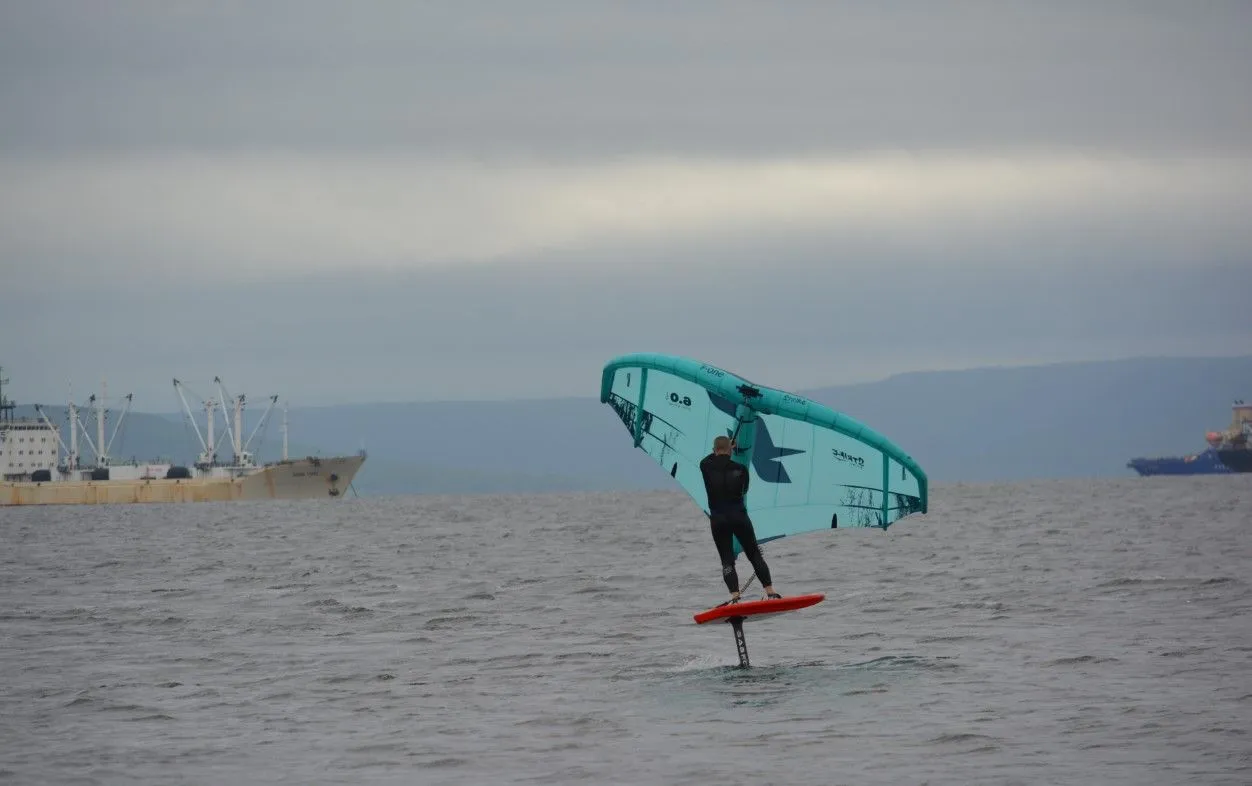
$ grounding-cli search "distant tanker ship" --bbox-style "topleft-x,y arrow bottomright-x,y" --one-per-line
1,369 -> 364,506
1127,400 -> 1251,476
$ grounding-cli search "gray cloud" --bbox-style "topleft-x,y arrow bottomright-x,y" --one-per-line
2,3 -> 1249,407
1,2 -> 1249,156
3,152 -> 1249,288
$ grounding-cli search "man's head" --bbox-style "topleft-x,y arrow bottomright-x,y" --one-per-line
713,435 -> 733,455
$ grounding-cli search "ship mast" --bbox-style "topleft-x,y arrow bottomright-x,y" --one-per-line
0,367 -> 12,424
282,401 -> 289,461
96,379 -> 107,467
68,383 -> 78,469
205,397 -> 217,465
213,378 -> 277,468
174,378 -> 219,469
32,381 -> 83,472
215,377 -> 243,466
233,391 -> 243,461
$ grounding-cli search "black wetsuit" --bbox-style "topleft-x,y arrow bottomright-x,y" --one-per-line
699,452 -> 772,594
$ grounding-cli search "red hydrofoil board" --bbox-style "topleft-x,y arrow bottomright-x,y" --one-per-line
693,593 -> 825,624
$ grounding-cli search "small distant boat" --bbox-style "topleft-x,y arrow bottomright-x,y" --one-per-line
1127,400 -> 1251,476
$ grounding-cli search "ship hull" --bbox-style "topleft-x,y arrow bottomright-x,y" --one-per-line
1127,449 -> 1231,477
2,455 -> 364,506
1215,449 -> 1252,473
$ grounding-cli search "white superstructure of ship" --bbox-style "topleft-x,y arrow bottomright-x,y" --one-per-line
1,369 -> 365,506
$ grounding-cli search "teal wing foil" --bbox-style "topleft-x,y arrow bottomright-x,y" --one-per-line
600,353 -> 928,550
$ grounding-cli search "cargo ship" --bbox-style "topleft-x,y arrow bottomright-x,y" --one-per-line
1127,399 -> 1251,476
1,369 -> 365,506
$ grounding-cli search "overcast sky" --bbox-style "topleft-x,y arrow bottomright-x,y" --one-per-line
2,2 -> 1249,408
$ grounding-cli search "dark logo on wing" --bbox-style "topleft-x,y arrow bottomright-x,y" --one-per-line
708,392 -> 804,483
831,448 -> 865,468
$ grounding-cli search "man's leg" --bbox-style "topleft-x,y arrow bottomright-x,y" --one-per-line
730,513 -> 775,590
710,516 -> 740,596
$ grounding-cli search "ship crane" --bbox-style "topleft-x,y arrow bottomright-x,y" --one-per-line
35,382 -> 132,472
79,386 -> 133,468
174,378 -> 279,472
34,399 -> 77,472
214,378 -> 279,470
173,378 -> 221,470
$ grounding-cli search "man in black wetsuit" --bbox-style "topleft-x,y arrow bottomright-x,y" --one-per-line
699,435 -> 782,603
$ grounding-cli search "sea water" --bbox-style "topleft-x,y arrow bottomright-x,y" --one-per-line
1,476 -> 1249,785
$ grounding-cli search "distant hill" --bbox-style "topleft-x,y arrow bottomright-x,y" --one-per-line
13,355 -> 1251,494
800,355 -> 1252,482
